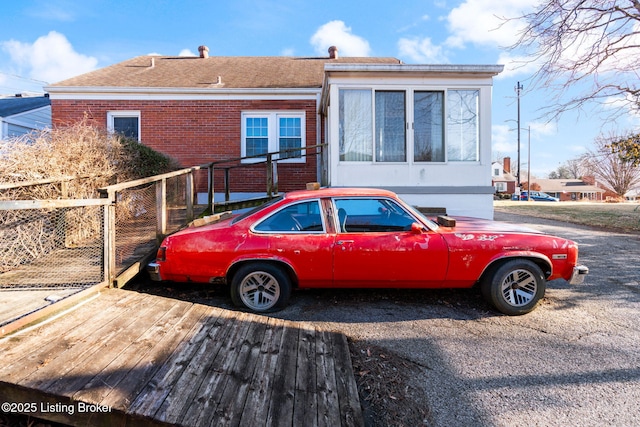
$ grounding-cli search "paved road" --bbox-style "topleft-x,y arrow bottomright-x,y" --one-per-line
271,212 -> 640,426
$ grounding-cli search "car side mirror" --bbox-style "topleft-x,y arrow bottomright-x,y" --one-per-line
411,222 -> 425,234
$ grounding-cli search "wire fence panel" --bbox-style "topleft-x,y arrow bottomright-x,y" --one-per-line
113,183 -> 158,275
0,205 -> 104,288
166,173 -> 190,235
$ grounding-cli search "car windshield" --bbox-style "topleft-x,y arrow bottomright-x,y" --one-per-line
230,196 -> 284,224
404,205 -> 439,229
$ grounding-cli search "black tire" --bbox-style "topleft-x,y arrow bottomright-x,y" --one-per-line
480,259 -> 546,315
230,262 -> 291,312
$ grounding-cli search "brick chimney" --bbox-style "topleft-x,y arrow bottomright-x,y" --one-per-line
503,157 -> 511,174
198,45 -> 209,58
328,46 -> 338,59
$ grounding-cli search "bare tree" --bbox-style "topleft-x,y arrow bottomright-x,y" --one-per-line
507,1 -> 640,120
548,157 -> 588,179
582,134 -> 640,196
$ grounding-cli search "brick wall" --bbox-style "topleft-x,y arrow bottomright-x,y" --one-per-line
51,99 -> 321,192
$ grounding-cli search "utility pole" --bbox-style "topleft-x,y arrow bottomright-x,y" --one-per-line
515,81 -> 523,188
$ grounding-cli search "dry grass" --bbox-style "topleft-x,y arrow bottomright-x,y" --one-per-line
494,200 -> 640,233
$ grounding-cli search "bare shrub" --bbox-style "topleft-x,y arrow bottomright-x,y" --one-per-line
0,121 -> 179,274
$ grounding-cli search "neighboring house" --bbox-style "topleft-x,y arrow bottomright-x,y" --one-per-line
45,46 -> 503,219
0,95 -> 51,139
491,157 -> 517,194
535,177 -> 605,201
624,187 -> 639,201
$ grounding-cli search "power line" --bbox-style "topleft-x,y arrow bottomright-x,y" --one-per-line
0,71 -> 50,86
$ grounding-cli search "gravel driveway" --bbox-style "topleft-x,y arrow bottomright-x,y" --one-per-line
272,212 -> 640,426
131,212 -> 640,426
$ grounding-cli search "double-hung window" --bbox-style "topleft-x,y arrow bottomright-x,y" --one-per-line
107,111 -> 141,141
242,112 -> 305,163
338,88 -> 479,163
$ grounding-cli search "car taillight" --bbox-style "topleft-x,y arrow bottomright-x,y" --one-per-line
157,247 -> 166,262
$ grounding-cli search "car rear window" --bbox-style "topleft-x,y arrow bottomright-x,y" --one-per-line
230,196 -> 284,224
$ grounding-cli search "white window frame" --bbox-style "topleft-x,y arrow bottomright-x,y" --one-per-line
337,87 -> 481,164
241,111 -> 306,164
107,110 -> 141,142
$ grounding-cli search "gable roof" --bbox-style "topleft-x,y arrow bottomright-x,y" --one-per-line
0,96 -> 51,117
48,55 -> 402,90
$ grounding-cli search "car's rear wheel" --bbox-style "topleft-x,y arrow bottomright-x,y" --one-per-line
230,263 -> 291,312
481,259 -> 546,315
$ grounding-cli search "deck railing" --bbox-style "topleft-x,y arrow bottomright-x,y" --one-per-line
0,143 -> 326,293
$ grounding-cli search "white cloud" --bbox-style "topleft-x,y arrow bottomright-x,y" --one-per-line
398,37 -> 448,63
528,121 -> 557,137
178,49 -> 196,57
445,0 -> 537,49
1,31 -> 97,84
310,21 -> 371,57
492,124 -> 518,152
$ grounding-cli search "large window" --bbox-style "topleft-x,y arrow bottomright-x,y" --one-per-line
242,112 -> 305,163
414,91 -> 444,162
375,91 -> 406,162
338,88 -> 479,163
107,111 -> 140,141
339,90 -> 372,161
447,90 -> 479,161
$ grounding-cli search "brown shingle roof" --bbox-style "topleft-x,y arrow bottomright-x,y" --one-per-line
50,55 -> 402,89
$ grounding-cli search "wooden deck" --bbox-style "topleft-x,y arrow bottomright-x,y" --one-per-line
0,289 -> 363,427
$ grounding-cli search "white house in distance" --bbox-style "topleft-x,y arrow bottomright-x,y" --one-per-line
322,63 -> 503,219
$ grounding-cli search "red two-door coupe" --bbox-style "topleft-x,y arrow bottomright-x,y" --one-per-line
148,188 -> 588,315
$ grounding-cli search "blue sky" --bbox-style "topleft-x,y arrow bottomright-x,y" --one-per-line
2,0 -> 638,177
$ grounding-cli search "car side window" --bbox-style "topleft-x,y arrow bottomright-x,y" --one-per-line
254,200 -> 324,233
333,198 -> 416,232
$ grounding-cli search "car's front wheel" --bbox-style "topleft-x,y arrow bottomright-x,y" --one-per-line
481,259 -> 546,315
230,263 -> 291,312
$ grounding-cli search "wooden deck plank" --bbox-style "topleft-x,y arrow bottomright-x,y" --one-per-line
316,329 -> 342,427
207,315 -> 271,426
18,294 -> 169,395
237,317 -> 285,426
71,298 -> 195,406
0,289 -> 364,427
127,305 -> 230,416
98,303 -> 211,411
293,324 -> 318,427
153,311 -> 248,424
180,312 -> 256,426
0,291 -> 145,383
266,324 -> 300,427
331,332 -> 362,426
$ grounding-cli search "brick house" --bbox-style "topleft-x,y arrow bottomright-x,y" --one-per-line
46,46 -> 503,218
491,157 -> 517,194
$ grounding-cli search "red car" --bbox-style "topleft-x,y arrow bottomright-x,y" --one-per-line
148,188 -> 588,315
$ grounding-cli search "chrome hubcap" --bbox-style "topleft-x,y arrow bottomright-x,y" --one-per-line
501,269 -> 537,307
240,271 -> 280,310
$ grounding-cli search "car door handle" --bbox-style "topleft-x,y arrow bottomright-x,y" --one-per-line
336,240 -> 354,245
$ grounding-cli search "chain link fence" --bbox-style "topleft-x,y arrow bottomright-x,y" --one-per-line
0,204 -> 104,288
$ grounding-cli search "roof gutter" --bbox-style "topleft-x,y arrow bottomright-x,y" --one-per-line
320,63 -> 504,116
45,86 -> 322,101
